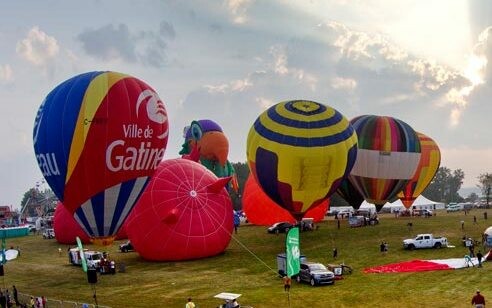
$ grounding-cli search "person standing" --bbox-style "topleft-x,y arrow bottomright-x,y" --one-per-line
380,241 -> 385,254
11,286 -> 18,307
333,247 -> 338,259
283,275 -> 291,292
185,297 -> 196,308
471,290 -> 485,308
461,220 -> 465,230
477,251 -> 484,268
0,292 -> 6,308
474,216 -> 478,224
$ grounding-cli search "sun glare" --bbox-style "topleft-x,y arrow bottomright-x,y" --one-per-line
464,54 -> 487,86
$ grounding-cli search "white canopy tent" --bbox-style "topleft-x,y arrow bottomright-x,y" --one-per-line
360,195 -> 445,213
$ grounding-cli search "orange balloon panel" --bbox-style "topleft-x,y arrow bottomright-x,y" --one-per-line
242,175 -> 329,226
399,132 -> 441,208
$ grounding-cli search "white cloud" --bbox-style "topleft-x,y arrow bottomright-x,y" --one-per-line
0,65 -> 13,83
77,22 -> 173,67
331,77 -> 357,90
224,0 -> 253,24
16,26 -> 59,67
270,45 -> 289,75
326,21 -> 408,62
205,76 -> 253,94
255,97 -> 275,109
320,20 -> 491,127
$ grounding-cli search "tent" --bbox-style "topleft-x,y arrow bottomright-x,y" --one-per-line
360,195 -> 445,213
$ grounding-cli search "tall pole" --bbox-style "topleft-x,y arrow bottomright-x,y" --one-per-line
287,289 -> 291,308
91,284 -> 98,308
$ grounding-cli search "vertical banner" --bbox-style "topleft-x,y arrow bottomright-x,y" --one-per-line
76,236 -> 88,272
286,227 -> 300,277
1,236 -> 6,265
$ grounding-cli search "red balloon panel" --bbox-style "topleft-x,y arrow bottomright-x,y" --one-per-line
242,175 -> 329,226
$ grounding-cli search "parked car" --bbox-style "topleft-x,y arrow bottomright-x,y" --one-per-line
119,241 -> 134,253
413,209 -> 433,217
297,218 -> 315,231
446,204 -> 461,212
296,262 -> 335,286
336,209 -> 354,218
267,222 -> 293,234
42,228 -> 55,239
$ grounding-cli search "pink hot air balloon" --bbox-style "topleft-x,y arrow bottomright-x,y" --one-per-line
125,159 -> 233,261
242,175 -> 329,226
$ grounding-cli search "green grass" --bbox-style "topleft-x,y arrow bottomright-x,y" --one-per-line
4,211 -> 491,307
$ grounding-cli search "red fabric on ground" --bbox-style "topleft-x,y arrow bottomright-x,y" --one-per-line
364,260 -> 452,273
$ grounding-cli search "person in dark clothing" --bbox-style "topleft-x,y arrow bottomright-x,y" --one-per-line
333,247 -> 338,259
380,241 -> 385,253
0,292 -> 6,308
477,251 -> 484,268
471,290 -> 485,307
12,286 -> 18,306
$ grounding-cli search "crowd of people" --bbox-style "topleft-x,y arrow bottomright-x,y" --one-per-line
0,285 -> 18,308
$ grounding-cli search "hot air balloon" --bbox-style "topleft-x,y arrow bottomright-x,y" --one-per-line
399,132 -> 441,208
247,100 -> 357,220
242,175 -> 329,225
336,178 -> 365,210
53,202 -> 91,244
348,115 -> 421,211
125,159 -> 233,261
33,71 -> 169,245
54,202 -> 128,244
179,119 -> 238,191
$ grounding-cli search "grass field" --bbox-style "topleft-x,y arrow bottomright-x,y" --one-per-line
3,210 -> 491,307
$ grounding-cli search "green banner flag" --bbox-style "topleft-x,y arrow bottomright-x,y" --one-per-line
1,235 -> 6,265
76,236 -> 88,272
286,227 -> 300,277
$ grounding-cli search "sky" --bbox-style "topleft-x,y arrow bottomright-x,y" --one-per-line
1,0 -> 491,208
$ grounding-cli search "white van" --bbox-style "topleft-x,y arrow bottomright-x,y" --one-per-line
68,248 -> 103,269
446,203 -> 461,212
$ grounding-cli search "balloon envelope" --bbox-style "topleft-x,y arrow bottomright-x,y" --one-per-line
336,178 -> 365,210
399,133 -> 441,208
348,115 -> 421,210
242,175 -> 329,225
53,202 -> 90,244
246,100 -> 357,220
180,119 -> 234,178
126,159 -> 233,261
33,71 -> 169,245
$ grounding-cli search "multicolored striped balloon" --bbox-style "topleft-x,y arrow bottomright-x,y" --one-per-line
336,178 -> 365,210
348,115 -> 421,210
246,100 -> 357,220
33,71 -> 169,245
399,132 -> 441,208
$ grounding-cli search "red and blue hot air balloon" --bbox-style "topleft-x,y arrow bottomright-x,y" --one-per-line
33,71 -> 169,245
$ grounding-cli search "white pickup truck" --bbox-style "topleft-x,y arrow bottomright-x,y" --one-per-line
403,234 -> 448,250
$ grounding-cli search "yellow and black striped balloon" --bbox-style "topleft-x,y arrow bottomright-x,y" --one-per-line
246,100 -> 357,220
